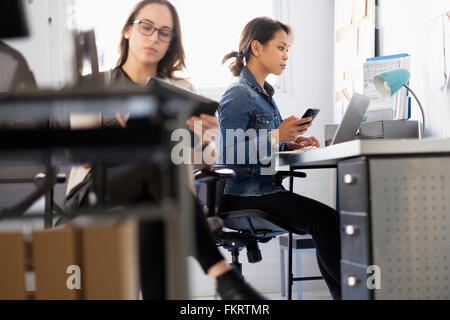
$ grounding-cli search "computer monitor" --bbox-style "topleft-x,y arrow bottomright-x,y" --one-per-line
330,93 -> 371,145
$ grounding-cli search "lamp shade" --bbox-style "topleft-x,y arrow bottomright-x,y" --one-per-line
373,68 -> 410,97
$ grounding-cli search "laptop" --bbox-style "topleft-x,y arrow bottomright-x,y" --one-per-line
330,93 -> 371,145
278,93 -> 371,154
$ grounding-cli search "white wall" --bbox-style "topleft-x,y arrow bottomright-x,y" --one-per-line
378,0 -> 450,137
276,0 -> 335,144
4,0 -> 75,89
276,0 -> 336,211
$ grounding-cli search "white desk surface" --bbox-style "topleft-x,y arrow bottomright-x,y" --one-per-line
277,137 -> 450,167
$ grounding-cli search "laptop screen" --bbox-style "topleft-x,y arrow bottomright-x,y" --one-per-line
330,93 -> 371,145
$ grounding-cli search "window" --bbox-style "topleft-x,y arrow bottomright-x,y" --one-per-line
75,0 -> 286,98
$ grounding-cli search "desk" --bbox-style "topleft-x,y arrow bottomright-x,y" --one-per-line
278,138 -> 450,300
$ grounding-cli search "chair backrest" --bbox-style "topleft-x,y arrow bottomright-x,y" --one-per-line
215,178 -> 226,215
195,179 -> 218,217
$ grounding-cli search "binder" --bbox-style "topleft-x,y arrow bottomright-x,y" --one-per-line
364,54 -> 411,121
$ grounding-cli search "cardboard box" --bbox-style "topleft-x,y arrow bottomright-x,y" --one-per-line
32,226 -> 83,300
0,231 -> 27,299
80,218 -> 139,300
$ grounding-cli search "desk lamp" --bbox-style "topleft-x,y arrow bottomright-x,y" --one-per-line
373,68 -> 425,138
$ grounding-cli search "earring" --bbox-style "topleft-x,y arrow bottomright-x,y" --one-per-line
124,35 -> 129,39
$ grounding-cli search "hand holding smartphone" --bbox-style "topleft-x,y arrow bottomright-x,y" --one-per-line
301,108 -> 320,125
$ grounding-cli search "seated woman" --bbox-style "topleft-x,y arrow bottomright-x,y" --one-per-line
65,0 -> 263,300
217,17 -> 342,299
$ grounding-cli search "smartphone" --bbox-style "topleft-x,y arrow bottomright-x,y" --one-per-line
301,108 -> 320,125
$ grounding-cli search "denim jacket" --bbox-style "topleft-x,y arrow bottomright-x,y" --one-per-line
217,67 -> 287,197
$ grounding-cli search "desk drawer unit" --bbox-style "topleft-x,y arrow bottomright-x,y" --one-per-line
339,156 -> 450,300
338,158 -> 368,212
341,212 -> 371,265
341,260 -> 372,300
338,158 -> 372,300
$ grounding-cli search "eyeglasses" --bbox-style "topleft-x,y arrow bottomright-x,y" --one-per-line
132,20 -> 174,42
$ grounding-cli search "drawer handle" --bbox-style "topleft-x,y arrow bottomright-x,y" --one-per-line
344,225 -> 359,236
346,276 -> 360,287
343,174 -> 357,184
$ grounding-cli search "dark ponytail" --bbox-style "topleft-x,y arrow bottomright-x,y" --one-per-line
222,17 -> 291,77
222,51 -> 245,77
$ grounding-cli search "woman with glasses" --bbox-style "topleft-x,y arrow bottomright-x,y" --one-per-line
112,0 -> 192,88
217,17 -> 342,300
65,0 -> 263,300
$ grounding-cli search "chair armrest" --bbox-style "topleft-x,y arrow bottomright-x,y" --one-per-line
275,171 -> 307,179
194,167 -> 236,183
195,166 -> 306,183
56,173 -> 67,184
34,172 -> 66,187
274,170 -> 307,187
213,165 -> 252,174
213,166 -> 304,178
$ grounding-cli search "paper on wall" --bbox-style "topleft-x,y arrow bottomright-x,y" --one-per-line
335,0 -> 355,31
364,55 -> 411,120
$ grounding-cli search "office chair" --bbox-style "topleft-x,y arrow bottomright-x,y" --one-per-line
194,166 -> 323,300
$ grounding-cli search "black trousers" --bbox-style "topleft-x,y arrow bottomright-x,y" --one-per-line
97,165 -> 224,299
221,191 -> 342,300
